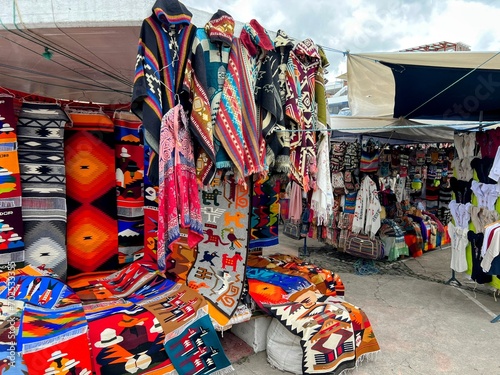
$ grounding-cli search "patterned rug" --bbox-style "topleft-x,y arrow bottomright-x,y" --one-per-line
86,302 -> 174,375
114,111 -> 145,265
249,176 -> 280,248
65,112 -> 118,275
17,102 -> 69,279
268,290 -> 380,375
164,310 -> 233,375
187,174 -> 250,326
247,254 -> 345,297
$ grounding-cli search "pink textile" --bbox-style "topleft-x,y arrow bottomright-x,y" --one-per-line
157,104 -> 203,271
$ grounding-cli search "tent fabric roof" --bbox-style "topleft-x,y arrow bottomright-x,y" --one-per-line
347,51 -> 500,121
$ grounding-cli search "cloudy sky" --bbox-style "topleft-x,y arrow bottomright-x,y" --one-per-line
181,0 -> 500,83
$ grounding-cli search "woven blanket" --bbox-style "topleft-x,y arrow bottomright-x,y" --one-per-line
86,302 -> 174,375
0,97 -> 23,272
249,176 -> 280,248
114,111 -> 145,265
187,174 -> 250,326
247,254 -> 345,297
65,112 -> 118,275
21,302 -> 93,375
267,288 -> 380,375
17,102 -> 69,279
162,302 -> 233,375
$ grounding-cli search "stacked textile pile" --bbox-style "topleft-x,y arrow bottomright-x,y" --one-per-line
0,262 -> 233,375
246,254 -> 380,375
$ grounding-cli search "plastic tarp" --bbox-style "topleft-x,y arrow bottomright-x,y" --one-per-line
346,51 -> 500,121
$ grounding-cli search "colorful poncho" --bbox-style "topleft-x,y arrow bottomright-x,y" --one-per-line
285,39 -> 320,192
132,0 -> 196,185
183,10 -> 235,186
158,104 -> 203,272
256,29 -> 295,173
215,19 -> 274,184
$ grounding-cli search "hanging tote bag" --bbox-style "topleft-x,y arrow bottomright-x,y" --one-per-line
345,233 -> 384,260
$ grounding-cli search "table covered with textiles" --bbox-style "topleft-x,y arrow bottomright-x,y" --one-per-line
1,255 -> 380,375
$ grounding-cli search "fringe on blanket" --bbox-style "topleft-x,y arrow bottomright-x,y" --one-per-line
338,351 -> 381,375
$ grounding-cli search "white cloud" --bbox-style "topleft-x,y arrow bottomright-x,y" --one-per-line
182,0 -> 500,80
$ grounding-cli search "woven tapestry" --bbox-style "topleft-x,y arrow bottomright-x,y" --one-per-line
86,303 -> 174,375
114,111 -> 145,265
267,289 -> 380,375
187,174 -> 250,326
0,97 -> 26,270
21,302 -> 93,375
142,141 -> 160,266
163,305 -> 233,375
247,254 -> 345,297
65,112 -> 118,275
249,176 -> 280,248
17,102 -> 69,279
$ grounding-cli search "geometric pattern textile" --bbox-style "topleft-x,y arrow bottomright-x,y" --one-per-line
249,176 -> 280,248
114,111 -> 145,265
268,290 -> 380,375
187,174 -> 250,326
17,102 -> 69,279
65,112 -> 118,275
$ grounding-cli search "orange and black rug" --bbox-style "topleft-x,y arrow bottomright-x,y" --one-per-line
65,112 -> 118,276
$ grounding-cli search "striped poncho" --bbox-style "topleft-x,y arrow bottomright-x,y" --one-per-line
215,19 -> 274,184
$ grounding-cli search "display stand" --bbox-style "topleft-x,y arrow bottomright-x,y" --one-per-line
299,236 -> 309,256
445,270 -> 462,286
491,314 -> 500,323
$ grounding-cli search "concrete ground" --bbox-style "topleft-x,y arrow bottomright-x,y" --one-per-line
232,234 -> 500,374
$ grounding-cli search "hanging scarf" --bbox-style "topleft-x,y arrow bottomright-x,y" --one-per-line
157,104 -> 203,272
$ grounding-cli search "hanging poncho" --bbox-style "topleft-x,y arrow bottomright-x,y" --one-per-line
285,39 -> 321,192
255,30 -> 295,173
132,0 -> 196,185
215,19 -> 274,184
183,10 -> 235,186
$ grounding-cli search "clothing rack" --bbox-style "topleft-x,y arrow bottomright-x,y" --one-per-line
445,270 -> 462,286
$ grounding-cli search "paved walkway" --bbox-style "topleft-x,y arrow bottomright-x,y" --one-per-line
232,235 -> 500,374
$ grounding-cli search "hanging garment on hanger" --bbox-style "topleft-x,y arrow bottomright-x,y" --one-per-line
448,222 -> 468,272
454,132 -> 478,159
183,10 -> 235,186
467,231 -> 493,284
132,0 -> 196,185
285,38 -> 321,192
215,19 -> 274,185
470,180 -> 500,210
469,206 -> 499,234
257,29 -> 295,174
157,104 -> 203,271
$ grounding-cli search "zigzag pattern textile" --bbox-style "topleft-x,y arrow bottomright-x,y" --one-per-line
17,102 -> 69,279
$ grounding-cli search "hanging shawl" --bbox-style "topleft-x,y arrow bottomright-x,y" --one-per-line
183,10 -> 235,186
285,39 -> 320,192
215,19 -> 274,184
256,30 -> 295,174
157,104 -> 203,272
315,46 -> 330,128
131,0 -> 196,185
311,125 -> 333,226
